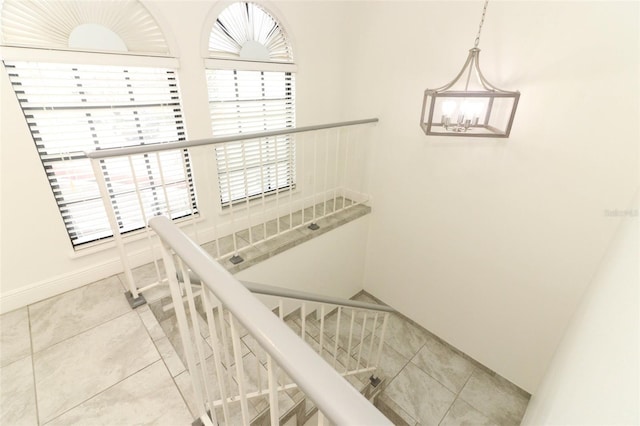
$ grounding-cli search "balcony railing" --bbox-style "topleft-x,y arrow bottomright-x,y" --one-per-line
85,119 -> 378,305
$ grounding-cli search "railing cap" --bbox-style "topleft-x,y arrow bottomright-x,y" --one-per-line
85,118 -> 379,159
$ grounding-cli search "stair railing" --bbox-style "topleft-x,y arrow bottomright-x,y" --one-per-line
150,215 -> 392,425
86,119 -> 377,307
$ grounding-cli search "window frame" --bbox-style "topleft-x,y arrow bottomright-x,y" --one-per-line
205,59 -> 297,207
204,0 -> 297,209
2,47 -> 197,249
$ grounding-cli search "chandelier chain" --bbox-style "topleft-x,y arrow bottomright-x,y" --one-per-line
474,0 -> 489,47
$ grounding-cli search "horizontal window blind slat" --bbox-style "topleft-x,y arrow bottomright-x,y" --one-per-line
206,68 -> 296,205
5,60 -> 197,247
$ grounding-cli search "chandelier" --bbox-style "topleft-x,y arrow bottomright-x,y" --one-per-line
420,0 -> 520,138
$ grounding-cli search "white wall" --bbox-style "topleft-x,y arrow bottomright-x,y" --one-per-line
1,0 -> 638,400
236,215 -> 370,312
521,194 -> 639,425
340,1 -> 639,392
0,0 -> 354,312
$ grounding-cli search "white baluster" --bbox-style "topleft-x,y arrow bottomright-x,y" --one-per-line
366,313 -> 379,368
179,258 -> 217,423
201,285 -> 231,423
267,355 -> 280,426
229,314 -> 251,425
332,306 -> 341,368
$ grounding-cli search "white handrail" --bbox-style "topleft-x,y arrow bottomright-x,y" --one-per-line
85,118 -> 379,159
150,215 -> 391,426
243,280 -> 396,313
177,269 -> 395,313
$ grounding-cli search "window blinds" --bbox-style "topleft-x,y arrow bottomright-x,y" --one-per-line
206,68 -> 295,205
4,61 -> 195,247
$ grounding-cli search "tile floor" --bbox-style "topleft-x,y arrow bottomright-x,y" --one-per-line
0,275 -> 529,425
350,293 -> 530,426
0,276 -> 193,426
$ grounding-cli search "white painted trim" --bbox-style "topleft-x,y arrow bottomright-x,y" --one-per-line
0,46 -> 179,68
0,256 -> 124,314
140,0 -> 181,58
204,58 -> 297,73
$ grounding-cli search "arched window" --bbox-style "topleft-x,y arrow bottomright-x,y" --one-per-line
1,0 -> 195,247
205,2 -> 296,205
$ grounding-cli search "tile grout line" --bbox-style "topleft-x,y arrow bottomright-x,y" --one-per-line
437,366 -> 477,426
454,369 -> 519,426
135,307 -> 194,420
41,360 -> 164,425
379,342 -> 414,391
375,342 -> 425,423
37,308 -> 161,424
26,306 -> 42,426
408,342 -> 472,396
30,308 -> 134,356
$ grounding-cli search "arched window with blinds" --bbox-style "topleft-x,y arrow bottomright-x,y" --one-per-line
1,0 -> 195,247
205,2 -> 296,205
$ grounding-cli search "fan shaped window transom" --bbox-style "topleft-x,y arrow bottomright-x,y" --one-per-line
0,0 -> 170,54
208,2 -> 293,62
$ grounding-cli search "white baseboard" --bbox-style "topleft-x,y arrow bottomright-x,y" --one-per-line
0,225 -> 219,314
0,257 -> 125,314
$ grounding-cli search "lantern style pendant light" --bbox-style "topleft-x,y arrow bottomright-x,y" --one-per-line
420,0 -> 520,138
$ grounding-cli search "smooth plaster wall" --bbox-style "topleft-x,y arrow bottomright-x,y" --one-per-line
1,0 -> 638,400
0,0 -> 354,312
340,1 -> 639,392
236,215 -> 370,310
521,194 -> 639,425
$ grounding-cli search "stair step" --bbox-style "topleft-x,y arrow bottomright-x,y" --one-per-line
149,290 -> 388,425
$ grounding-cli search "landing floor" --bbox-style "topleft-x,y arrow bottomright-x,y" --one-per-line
1,275 -> 529,425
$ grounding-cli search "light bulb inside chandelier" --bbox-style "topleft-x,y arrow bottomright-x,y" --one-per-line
420,0 -> 520,138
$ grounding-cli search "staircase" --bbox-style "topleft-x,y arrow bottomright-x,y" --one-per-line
149,215 -> 393,425
145,213 -> 532,425
151,293 -> 391,425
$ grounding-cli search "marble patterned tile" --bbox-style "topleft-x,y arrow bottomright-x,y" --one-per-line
29,275 -> 131,352
458,369 -> 530,426
118,260 -> 166,295
232,352 -> 296,415
0,307 -> 31,367
322,308 -> 371,351
351,339 -> 410,383
382,313 -> 433,360
384,363 -> 456,425
45,361 -> 192,426
440,398 -> 496,426
375,394 -> 418,426
156,299 -> 215,360
0,356 -> 37,426
223,246 -> 265,273
137,304 -> 166,341
351,291 -> 383,305
33,311 -> 160,423
253,228 -> 307,257
140,284 -> 172,305
201,233 -> 249,260
241,218 -> 282,243
411,341 -> 475,393
291,312 -> 322,340
242,333 -> 269,365
281,209 -> 305,229
223,308 -> 250,338
155,336 -> 186,377
175,369 -> 255,424
148,293 -> 207,326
